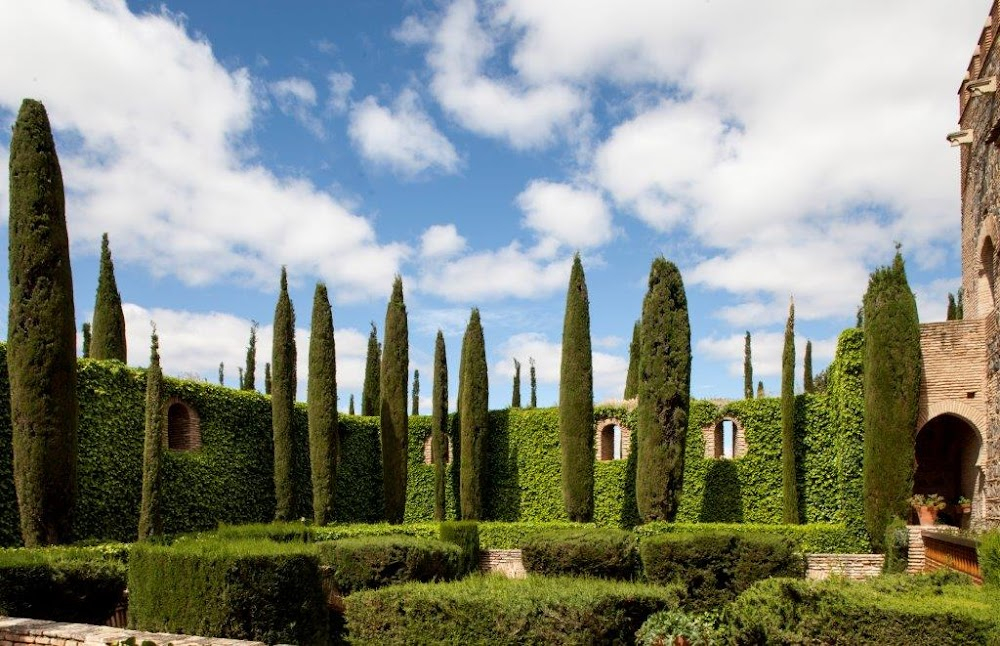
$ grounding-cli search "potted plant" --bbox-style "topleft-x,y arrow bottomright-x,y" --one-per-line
957,496 -> 972,515
910,494 -> 945,526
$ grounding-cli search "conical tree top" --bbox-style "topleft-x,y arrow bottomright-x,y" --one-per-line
90,232 -> 127,362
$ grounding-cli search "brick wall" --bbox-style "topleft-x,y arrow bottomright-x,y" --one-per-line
479,549 -> 526,579
0,617 -> 266,646
805,554 -> 884,581
919,320 -> 987,410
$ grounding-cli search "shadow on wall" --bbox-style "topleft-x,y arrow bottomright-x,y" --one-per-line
700,459 -> 743,523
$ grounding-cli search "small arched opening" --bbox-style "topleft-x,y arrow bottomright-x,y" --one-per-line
913,413 -> 982,527
167,399 -> 201,451
594,419 -> 631,461
979,235 -> 996,314
422,435 -> 451,464
703,417 -> 746,459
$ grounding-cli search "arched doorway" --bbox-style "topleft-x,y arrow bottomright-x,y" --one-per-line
913,414 -> 982,527
979,235 -> 995,314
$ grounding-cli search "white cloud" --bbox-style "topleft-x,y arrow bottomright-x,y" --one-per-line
269,76 -> 324,137
419,241 -> 572,301
348,88 -> 459,177
0,0 -> 405,301
516,180 -> 612,249
697,331 -> 838,386
913,276 -> 962,324
420,223 -> 467,258
327,71 -> 354,113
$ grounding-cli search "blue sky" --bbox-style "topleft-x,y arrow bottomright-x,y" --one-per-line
0,0 -> 989,410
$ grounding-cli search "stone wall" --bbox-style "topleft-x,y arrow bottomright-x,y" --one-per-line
0,617 -> 266,646
805,554 -> 884,581
479,549 -> 526,579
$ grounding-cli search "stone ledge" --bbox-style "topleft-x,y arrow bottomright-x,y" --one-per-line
0,618 -> 266,646
805,554 -> 884,580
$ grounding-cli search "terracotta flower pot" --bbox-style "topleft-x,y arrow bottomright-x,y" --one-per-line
916,505 -> 938,526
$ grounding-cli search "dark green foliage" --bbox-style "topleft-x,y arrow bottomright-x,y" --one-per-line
511,358 -> 521,408
559,255 -> 595,522
521,527 -> 638,580
477,521 -> 589,549
979,530 -> 1000,587
381,276 -> 409,524
264,362 -> 271,395
90,233 -> 127,363
272,267 -> 297,521
412,369 -> 420,415
882,517 -> 910,573
218,362 -> 224,386
0,549 -> 126,624
863,250 -> 921,551
348,393 -> 354,415
308,283 -> 338,525
827,328 -> 868,547
8,98 -> 79,547
362,323 -> 380,416
242,321 -> 257,390
781,300 -> 800,524
82,323 -> 91,358
947,292 -> 958,320
636,257 -> 691,522
344,575 -> 681,645
640,531 -> 804,612
723,573 -> 999,645
636,521 -> 863,554
529,357 -> 537,408
637,610 -> 719,646
803,339 -> 814,393
318,535 -> 460,594
460,309 -> 489,520
432,331 -> 448,521
238,367 -> 243,390
625,320 -> 640,399
128,539 -> 329,645
213,521 -> 440,543
138,329 -> 164,540
744,331 -> 753,400
756,381 -> 764,398
957,286 -> 965,319
439,520 -> 479,574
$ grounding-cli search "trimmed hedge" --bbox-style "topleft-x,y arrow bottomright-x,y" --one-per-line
317,535 -> 460,593
521,527 -> 638,580
981,530 -> 1000,587
477,521 -> 589,550
440,520 -> 479,575
723,572 -> 1000,645
640,531 -> 804,612
344,575 -> 682,645
213,521 -> 440,543
128,538 -> 328,645
635,521 -> 865,554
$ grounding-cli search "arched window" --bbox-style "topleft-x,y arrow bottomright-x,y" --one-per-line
167,399 -> 201,451
702,417 -> 746,459
422,435 -> 450,464
594,419 -> 632,461
980,236 -> 995,313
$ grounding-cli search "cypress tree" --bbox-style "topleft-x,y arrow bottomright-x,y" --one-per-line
218,362 -> 224,386
863,249 -> 921,551
743,331 -> 753,400
803,339 -> 814,394
264,362 -> 272,394
624,320 -> 640,399
529,358 -> 537,408
956,287 -> 965,320
272,267 -> 297,521
238,367 -> 244,390
946,293 -> 957,320
138,327 -> 164,540
781,300 -> 800,524
511,359 -> 521,408
757,381 -> 764,398
348,393 -> 355,415
8,98 -> 79,546
432,330 -> 448,521
460,309 -> 488,520
412,369 -> 420,415
381,276 -> 409,524
82,323 -> 92,358
560,254 -> 595,522
635,257 -> 690,522
308,282 -> 338,525
90,233 -> 127,362
362,323 -> 380,416
243,322 -> 258,390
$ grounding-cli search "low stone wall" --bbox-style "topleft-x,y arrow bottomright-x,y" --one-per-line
0,617 -> 267,646
479,549 -> 526,579
805,554 -> 884,580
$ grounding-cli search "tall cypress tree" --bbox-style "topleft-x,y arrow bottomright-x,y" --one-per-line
138,327 -> 164,540
863,250 -> 921,551
635,257 -> 690,522
803,339 -> 814,394
529,358 -> 537,408
781,300 -> 800,524
308,283 -> 338,525
348,394 -> 355,415
264,362 -> 272,394
946,293 -> 957,320
460,309 -> 488,520
238,367 -> 244,390
8,98 -> 79,546
381,276 -> 409,524
243,321 -> 258,391
560,254 -> 595,522
956,287 -> 965,320
90,233 -> 127,363
624,320 -> 640,399
412,369 -> 420,415
82,323 -> 92,358
511,359 -> 521,408
743,331 -> 753,400
432,331 -> 448,521
362,323 -> 380,416
272,267 -> 297,521
757,381 -> 764,398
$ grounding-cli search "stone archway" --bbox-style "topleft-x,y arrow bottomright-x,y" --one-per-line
913,411 -> 984,527
977,215 -> 998,316
166,398 -> 201,451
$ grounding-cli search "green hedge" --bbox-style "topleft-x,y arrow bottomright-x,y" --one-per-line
635,521 -> 865,553
521,527 -> 638,580
344,575 -> 681,645
981,530 -> 1000,587
317,535 -> 460,593
128,538 -> 328,645
723,572 -> 1000,645
212,521 -> 440,543
439,521 -> 480,575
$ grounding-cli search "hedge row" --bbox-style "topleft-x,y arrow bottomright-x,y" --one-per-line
635,521 -> 866,554
521,528 -> 638,580
317,535 -> 460,593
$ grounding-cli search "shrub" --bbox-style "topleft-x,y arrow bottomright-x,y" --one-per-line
979,530 -> 1000,587
477,521 -> 588,549
723,573 -> 1000,645
128,538 -> 328,645
636,609 -> 718,646
345,574 -> 681,645
214,521 -> 313,543
0,548 -> 125,624
640,531 -> 803,612
317,535 -> 460,593
882,517 -> 910,574
522,527 -> 638,580
440,520 -> 479,575
635,521 -> 864,554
